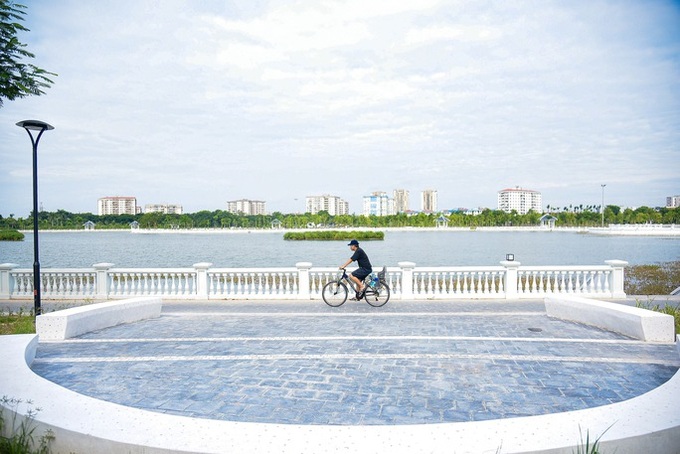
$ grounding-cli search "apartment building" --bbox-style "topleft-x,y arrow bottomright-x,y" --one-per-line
421,189 -> 438,213
497,187 -> 542,214
666,195 -> 680,208
393,189 -> 409,213
305,195 -> 349,215
145,204 -> 183,215
226,199 -> 267,215
97,196 -> 139,215
362,192 -> 394,216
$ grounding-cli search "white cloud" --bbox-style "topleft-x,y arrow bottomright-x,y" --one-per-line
0,0 -> 678,217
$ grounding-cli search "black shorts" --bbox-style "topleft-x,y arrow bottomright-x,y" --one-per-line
352,268 -> 372,281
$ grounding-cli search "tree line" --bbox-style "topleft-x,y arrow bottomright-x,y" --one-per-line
1,205 -> 678,231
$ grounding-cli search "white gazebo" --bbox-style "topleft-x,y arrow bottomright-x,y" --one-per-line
539,214 -> 557,229
83,221 -> 95,231
435,215 -> 449,228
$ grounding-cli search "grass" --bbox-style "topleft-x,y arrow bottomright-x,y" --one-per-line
0,397 -> 54,454
0,309 -> 36,335
573,424 -> 614,454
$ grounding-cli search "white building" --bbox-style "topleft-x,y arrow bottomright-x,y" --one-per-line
226,199 -> 266,215
393,189 -> 409,213
421,189 -> 438,213
362,192 -> 394,216
145,204 -> 183,215
666,195 -> 680,208
305,195 -> 349,215
497,187 -> 543,214
98,196 -> 139,215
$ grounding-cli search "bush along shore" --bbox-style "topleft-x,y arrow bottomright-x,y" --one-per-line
283,230 -> 385,241
0,229 -> 24,241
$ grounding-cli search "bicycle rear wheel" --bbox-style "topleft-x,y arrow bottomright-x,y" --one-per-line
364,283 -> 390,307
322,281 -> 348,307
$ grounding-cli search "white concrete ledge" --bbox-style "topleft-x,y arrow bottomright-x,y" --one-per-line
545,295 -> 675,342
0,334 -> 678,453
35,297 -> 162,341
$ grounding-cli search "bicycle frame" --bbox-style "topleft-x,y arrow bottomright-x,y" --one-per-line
338,268 -> 366,293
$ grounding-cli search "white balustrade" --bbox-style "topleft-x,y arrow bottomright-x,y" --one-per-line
517,266 -> 612,296
0,260 -> 628,301
107,268 -> 196,298
208,268 -> 299,299
410,267 -> 506,299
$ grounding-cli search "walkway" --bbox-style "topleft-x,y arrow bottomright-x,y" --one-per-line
29,299 -> 679,426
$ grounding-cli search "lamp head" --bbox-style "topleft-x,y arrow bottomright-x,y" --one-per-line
16,120 -> 54,131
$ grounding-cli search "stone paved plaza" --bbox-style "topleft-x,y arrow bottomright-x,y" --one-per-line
30,300 -> 679,425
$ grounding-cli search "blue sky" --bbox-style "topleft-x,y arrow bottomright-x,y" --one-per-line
1,0 -> 679,217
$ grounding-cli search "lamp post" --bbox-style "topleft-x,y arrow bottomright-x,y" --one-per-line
600,184 -> 607,228
16,120 -> 54,316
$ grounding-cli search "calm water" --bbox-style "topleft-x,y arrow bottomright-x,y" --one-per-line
0,230 -> 678,268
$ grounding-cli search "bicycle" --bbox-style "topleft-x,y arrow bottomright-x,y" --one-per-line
322,266 -> 390,307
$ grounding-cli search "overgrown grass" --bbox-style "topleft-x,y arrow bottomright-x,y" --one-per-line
624,261 -> 680,295
0,229 -> 24,241
0,397 -> 54,454
0,309 -> 36,335
283,230 -> 385,241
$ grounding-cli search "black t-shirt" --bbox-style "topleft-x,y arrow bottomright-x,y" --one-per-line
351,247 -> 372,270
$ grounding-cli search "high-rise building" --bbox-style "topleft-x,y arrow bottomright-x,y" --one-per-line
666,195 -> 680,208
421,189 -> 438,213
98,196 -> 139,215
497,187 -> 542,214
226,199 -> 266,215
145,204 -> 183,215
305,195 -> 349,215
362,192 -> 394,216
393,189 -> 409,213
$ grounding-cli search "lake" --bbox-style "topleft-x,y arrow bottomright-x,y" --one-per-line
0,229 -> 678,269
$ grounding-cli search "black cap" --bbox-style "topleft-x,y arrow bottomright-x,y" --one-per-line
347,239 -> 359,246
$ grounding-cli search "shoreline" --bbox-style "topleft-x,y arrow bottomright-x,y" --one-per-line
15,225 -> 680,236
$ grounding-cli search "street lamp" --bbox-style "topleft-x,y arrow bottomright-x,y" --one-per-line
16,120 -> 54,316
600,184 -> 607,228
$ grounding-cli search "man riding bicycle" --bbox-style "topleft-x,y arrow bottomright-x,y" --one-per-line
339,239 -> 372,298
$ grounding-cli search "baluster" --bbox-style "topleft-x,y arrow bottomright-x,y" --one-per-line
213,273 -> 220,295
566,272 -> 574,293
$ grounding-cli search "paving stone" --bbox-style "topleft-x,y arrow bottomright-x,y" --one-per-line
30,300 -> 680,425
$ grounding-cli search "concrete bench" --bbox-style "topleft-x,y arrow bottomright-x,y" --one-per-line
545,295 -> 675,342
35,297 -> 162,341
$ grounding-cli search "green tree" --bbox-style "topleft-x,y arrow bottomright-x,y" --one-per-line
0,1 -> 56,107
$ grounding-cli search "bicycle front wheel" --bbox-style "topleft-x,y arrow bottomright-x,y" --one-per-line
322,281 -> 348,307
364,283 -> 390,307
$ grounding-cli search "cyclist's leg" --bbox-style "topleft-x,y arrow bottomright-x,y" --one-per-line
352,268 -> 371,294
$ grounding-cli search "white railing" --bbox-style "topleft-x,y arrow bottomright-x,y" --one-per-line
0,260 -> 628,301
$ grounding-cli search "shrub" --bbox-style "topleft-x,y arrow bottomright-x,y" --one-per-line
284,230 -> 384,241
625,261 -> 680,295
0,230 -> 24,241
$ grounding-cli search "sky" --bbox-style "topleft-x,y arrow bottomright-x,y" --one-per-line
1,0 -> 679,217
